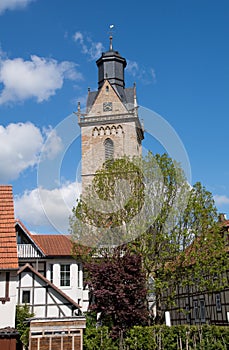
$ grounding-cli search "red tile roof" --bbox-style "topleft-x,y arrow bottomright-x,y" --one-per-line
15,219 -> 75,257
29,234 -> 73,256
0,186 -> 18,269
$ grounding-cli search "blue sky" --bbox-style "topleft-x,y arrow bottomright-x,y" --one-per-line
0,0 -> 228,233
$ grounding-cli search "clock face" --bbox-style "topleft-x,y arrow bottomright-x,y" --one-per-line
103,102 -> 113,112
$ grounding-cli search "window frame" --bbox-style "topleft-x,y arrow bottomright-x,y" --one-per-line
50,264 -> 53,284
22,290 -> 31,304
185,304 -> 191,323
104,138 -> 114,161
215,293 -> 222,312
60,264 -> 71,287
193,300 -> 199,322
199,299 -> 206,323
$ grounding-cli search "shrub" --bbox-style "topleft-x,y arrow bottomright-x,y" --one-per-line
84,326 -> 118,350
16,305 -> 34,350
84,325 -> 229,350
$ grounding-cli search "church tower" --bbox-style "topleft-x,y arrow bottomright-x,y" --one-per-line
78,36 -> 144,191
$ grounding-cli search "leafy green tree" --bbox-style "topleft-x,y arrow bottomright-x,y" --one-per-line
70,157 -> 145,248
133,154 -> 227,323
70,153 -> 227,325
137,179 -> 227,323
16,305 -> 34,350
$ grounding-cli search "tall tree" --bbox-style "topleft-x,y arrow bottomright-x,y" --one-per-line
70,153 -> 227,324
70,157 -> 148,335
70,157 -> 145,248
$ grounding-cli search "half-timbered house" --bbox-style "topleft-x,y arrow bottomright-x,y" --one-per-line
17,263 -> 86,350
16,220 -> 89,312
163,216 -> 229,325
0,185 -> 87,350
0,186 -> 19,349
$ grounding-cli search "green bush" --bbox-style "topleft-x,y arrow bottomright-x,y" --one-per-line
84,326 -> 118,350
84,325 -> 229,350
16,305 -> 34,350
125,325 -> 229,350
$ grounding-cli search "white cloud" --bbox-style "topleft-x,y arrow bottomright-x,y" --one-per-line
41,127 -> 63,160
126,59 -> 156,84
73,32 -> 84,45
72,32 -> 156,83
150,68 -> 156,82
0,122 -> 43,181
0,55 -> 83,105
126,60 -> 139,77
0,122 -> 63,182
0,0 -> 34,14
14,182 -> 81,233
214,194 -> 229,206
73,31 -> 104,60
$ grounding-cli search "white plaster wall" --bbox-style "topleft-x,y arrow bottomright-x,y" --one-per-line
18,259 -> 89,316
32,306 -> 45,318
19,272 -> 74,318
46,259 -> 87,312
21,272 -> 32,287
35,288 -> 45,305
0,271 -> 17,328
0,273 -> 5,295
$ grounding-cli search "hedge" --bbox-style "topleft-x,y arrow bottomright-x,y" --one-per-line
83,325 -> 229,350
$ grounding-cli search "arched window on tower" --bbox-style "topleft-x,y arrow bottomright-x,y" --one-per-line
104,138 -> 114,161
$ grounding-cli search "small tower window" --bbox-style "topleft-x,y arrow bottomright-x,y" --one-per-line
104,138 -> 114,160
106,85 -> 109,93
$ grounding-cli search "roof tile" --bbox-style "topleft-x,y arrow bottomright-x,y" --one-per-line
31,234 -> 73,256
0,186 -> 18,269
16,219 -> 76,257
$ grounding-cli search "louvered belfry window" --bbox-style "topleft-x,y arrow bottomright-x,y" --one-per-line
104,138 -> 114,160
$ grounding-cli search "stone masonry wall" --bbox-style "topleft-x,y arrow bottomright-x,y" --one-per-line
81,121 -> 141,191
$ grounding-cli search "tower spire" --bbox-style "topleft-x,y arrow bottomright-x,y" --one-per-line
109,35 -> 113,51
109,24 -> 114,51
96,25 -> 126,89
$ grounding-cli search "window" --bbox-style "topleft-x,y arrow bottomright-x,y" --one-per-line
185,305 -> 191,323
17,232 -> 22,244
200,299 -> 206,322
104,138 -> 114,160
22,290 -> 30,304
216,293 -> 222,312
50,264 -> 53,283
60,264 -> 70,287
194,300 -> 199,322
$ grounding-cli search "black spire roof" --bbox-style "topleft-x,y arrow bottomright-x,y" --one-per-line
86,37 -> 135,112
96,38 -> 127,90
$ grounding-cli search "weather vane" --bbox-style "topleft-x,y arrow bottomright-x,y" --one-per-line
109,24 -> 114,51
